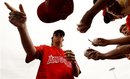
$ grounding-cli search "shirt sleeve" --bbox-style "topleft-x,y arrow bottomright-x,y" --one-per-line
126,15 -> 130,30
25,45 -> 45,63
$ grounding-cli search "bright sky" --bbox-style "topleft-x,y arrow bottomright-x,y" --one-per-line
1,0 -> 130,79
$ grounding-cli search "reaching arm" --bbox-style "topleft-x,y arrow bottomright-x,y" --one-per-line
81,0 -> 107,23
5,2 -> 36,56
101,45 -> 130,59
85,45 -> 130,60
77,0 -> 110,33
17,25 -> 36,56
107,36 -> 130,45
91,36 -> 130,46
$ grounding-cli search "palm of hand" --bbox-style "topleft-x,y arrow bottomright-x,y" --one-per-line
84,48 -> 101,60
92,38 -> 108,46
9,11 -> 26,27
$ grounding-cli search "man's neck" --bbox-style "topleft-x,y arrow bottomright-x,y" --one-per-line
52,44 -> 62,49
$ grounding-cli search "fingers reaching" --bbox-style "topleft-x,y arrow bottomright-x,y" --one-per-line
64,50 -> 72,53
64,50 -> 75,61
77,23 -> 88,33
5,2 -> 27,27
4,2 -> 17,12
5,2 -> 26,16
19,4 -> 25,13
84,48 -> 101,60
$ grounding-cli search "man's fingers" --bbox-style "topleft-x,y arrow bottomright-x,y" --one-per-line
85,50 -> 92,57
65,50 -> 72,52
19,4 -> 25,13
4,2 -> 17,11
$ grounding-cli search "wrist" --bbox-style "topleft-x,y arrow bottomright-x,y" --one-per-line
71,60 -> 77,64
106,39 -> 111,45
100,53 -> 106,60
17,23 -> 26,30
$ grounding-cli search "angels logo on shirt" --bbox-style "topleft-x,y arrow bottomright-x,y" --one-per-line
47,54 -> 72,68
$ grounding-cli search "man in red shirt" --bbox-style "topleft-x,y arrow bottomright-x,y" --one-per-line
5,2 -> 81,79
37,0 -> 74,23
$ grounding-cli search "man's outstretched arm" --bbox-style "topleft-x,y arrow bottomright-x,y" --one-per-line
77,0 -> 110,33
5,2 -> 36,56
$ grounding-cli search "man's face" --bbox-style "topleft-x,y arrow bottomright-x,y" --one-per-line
121,25 -> 130,36
106,1 -> 123,19
52,33 -> 64,44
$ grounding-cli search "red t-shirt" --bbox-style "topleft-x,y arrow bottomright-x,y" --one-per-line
26,45 -> 75,79
126,15 -> 130,30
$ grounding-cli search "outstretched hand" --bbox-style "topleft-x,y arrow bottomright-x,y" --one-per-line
5,2 -> 26,28
77,10 -> 94,33
84,48 -> 104,60
64,50 -> 76,62
89,38 -> 109,46
77,22 -> 90,33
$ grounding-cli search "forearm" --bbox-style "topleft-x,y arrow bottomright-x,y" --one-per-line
89,0 -> 108,13
18,24 -> 36,55
71,61 -> 81,77
107,36 -> 130,45
102,45 -> 130,59
81,0 -> 108,23
5,2 -> 36,55
102,53 -> 125,59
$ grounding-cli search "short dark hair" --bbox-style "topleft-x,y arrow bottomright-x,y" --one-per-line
53,29 -> 65,37
51,29 -> 65,46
